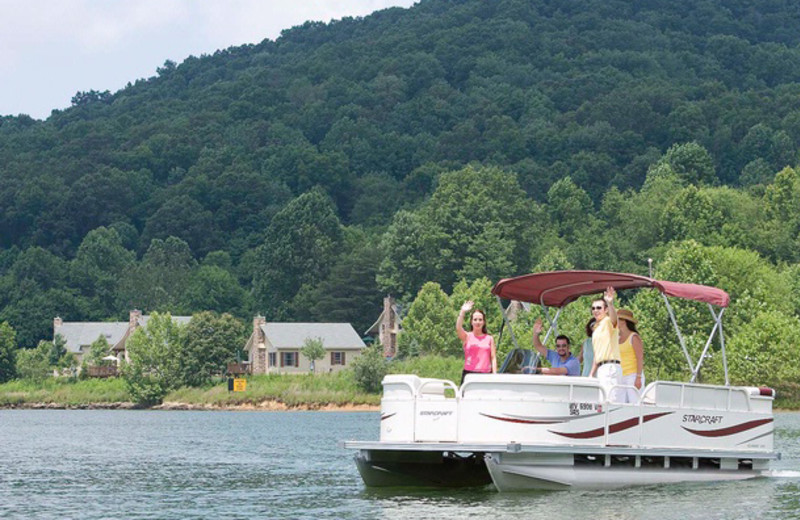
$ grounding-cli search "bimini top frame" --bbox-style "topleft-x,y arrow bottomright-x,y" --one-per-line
491,270 -> 732,385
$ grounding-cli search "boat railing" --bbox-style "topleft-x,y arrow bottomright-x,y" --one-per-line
418,379 -> 460,398
380,375 -> 773,445
461,374 -> 605,403
639,381 -> 771,413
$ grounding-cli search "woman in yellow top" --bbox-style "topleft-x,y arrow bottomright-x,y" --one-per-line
617,309 -> 644,404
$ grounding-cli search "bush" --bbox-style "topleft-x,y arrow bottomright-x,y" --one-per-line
15,342 -> 52,381
120,312 -> 184,405
0,322 -> 16,383
350,346 -> 388,393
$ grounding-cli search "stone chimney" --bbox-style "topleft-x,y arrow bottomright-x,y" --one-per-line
253,315 -> 266,343
252,315 -> 268,374
382,296 -> 397,358
129,309 -> 142,331
53,316 -> 63,329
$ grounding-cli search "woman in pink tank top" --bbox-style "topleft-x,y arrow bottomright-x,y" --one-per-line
456,301 -> 497,385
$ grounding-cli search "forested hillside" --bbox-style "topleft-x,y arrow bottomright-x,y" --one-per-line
1,0 -> 800,355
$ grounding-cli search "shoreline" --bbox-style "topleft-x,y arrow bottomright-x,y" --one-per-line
0,400 -> 380,412
3,401 -> 797,412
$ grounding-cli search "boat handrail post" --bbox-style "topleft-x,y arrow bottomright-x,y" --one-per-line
535,306 -> 562,368
542,306 -> 562,341
635,400 -> 644,448
417,379 -> 460,399
712,306 -> 729,386
690,318 -> 722,383
662,293 -> 694,372
496,295 -> 522,353
602,386 -> 611,446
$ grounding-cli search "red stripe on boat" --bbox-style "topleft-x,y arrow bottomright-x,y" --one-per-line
682,418 -> 773,437
480,412 -> 563,424
550,412 -> 673,439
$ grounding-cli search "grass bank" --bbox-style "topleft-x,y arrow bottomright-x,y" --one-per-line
164,372 -> 379,409
0,371 -> 381,410
0,355 -> 462,410
0,377 -> 131,407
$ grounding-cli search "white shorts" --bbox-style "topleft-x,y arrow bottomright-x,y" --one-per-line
620,372 -> 645,404
596,362 -> 622,403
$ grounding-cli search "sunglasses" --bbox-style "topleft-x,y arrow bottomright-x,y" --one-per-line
556,343 -> 569,348
591,305 -> 604,311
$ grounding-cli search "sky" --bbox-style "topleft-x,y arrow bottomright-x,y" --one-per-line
0,0 -> 417,120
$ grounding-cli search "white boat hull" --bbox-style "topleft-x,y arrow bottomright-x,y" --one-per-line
345,374 -> 779,491
485,453 -> 765,491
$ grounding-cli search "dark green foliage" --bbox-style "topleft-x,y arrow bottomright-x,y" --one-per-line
251,189 -> 343,319
0,321 -> 15,383
0,0 -> 800,358
350,345 -> 388,393
180,312 -> 247,386
120,312 -> 185,404
378,165 -> 533,298
116,237 -> 196,313
15,341 -> 52,381
301,337 -> 326,373
291,234 -> 384,334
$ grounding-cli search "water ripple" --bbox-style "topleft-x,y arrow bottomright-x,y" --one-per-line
1,410 -> 800,519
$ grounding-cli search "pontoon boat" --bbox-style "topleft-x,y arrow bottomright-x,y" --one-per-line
344,271 -> 779,491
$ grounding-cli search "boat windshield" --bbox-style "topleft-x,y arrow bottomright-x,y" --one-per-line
499,348 -> 539,374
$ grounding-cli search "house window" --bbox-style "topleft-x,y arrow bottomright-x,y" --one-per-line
281,352 -> 298,368
268,353 -> 276,367
331,351 -> 346,366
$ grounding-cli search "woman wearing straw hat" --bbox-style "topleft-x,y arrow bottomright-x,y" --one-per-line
617,308 -> 644,404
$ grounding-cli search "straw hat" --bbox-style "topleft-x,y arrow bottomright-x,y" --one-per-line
617,308 -> 638,324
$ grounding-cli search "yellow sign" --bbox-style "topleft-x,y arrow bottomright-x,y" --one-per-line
233,378 -> 247,392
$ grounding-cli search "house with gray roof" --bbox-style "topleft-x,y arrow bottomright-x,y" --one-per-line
245,316 -> 366,374
54,310 -> 192,366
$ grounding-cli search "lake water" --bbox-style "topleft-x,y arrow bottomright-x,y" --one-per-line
1,410 -> 799,519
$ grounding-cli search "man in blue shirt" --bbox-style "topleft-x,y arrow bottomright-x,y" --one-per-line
531,318 -> 580,376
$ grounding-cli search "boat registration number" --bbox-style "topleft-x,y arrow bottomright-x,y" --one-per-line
569,402 -> 603,416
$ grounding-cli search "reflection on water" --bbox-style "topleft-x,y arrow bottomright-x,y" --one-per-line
1,410 -> 799,519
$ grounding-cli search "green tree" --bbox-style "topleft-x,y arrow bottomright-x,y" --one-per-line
121,312 -> 185,404
0,285 -> 89,347
350,345 -> 388,393
301,337 -> 326,374
85,335 -> 112,366
15,341 -> 52,381
252,189 -> 343,319
376,210 -> 438,299
294,235 -> 384,333
0,321 -> 16,383
117,237 -> 196,312
70,227 -> 135,316
547,177 -> 593,237
724,309 -> 800,390
660,142 -> 716,185
379,165 -> 531,298
397,282 -> 457,357
140,195 -> 219,257
659,186 -> 724,244
180,312 -> 247,386
181,265 -> 250,317
49,333 -> 69,367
